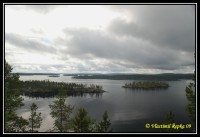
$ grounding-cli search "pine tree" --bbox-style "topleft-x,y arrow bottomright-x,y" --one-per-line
71,107 -> 95,132
96,111 -> 111,132
4,60 -> 28,132
49,89 -> 74,132
28,103 -> 42,132
185,53 -> 195,126
185,68 -> 195,132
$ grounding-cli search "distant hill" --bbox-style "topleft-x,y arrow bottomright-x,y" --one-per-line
12,73 -> 60,76
12,73 -> 193,81
72,73 -> 193,81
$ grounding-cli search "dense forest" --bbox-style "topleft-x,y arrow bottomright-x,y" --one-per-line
20,80 -> 105,97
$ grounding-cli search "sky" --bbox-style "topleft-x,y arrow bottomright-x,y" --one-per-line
5,4 -> 195,74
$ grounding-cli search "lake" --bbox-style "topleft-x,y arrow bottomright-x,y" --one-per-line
16,75 -> 194,132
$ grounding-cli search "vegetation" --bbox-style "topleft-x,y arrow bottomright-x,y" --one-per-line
28,103 -> 42,132
71,108 -> 111,132
122,81 -> 169,89
71,107 -> 96,132
49,90 -> 74,132
185,54 -> 195,130
20,80 -> 105,97
96,111 -> 111,132
5,61 -> 111,133
72,73 -> 193,81
5,60 -> 29,132
185,80 -> 195,123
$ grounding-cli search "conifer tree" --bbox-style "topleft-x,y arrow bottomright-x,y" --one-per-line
49,89 -> 74,132
28,103 -> 42,132
185,54 -> 195,130
5,60 -> 28,132
96,111 -> 111,132
71,107 -> 95,132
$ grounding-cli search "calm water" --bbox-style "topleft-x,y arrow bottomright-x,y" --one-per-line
17,75 -> 194,132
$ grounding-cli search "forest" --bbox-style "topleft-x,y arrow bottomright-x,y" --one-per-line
20,80 -> 105,97
122,81 -> 169,89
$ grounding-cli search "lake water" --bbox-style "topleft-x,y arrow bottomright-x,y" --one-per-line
17,75 -> 195,133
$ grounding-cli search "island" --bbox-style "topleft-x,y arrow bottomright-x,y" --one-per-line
20,80 -> 105,97
122,81 -> 169,89
48,74 -> 60,77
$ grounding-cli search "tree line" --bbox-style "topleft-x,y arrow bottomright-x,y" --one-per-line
122,81 -> 169,89
20,80 -> 104,96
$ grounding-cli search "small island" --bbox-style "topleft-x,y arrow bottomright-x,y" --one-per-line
122,81 -> 169,89
48,74 -> 60,77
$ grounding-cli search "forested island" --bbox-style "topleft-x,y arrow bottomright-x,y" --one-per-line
20,80 -> 105,97
122,81 -> 169,89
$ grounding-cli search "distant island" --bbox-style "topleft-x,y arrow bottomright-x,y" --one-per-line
48,74 -> 60,77
13,73 -> 193,81
14,73 -> 60,76
122,81 -> 169,89
72,73 -> 193,81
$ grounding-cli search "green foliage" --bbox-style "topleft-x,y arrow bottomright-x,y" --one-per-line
123,81 -> 169,89
185,75 -> 195,123
5,110 -> 28,132
4,60 -> 28,132
20,80 -> 105,97
71,107 -> 95,132
49,89 -> 74,132
96,111 -> 111,132
28,103 -> 42,132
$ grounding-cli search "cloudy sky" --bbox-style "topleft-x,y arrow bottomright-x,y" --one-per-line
5,4 -> 195,74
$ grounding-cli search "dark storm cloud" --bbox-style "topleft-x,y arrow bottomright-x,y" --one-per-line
107,5 -> 195,52
61,26 -> 194,71
5,33 -> 57,54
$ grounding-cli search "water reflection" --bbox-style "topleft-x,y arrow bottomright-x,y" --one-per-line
23,91 -> 103,99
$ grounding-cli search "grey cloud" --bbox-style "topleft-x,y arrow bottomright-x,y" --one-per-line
6,5 -> 195,73
5,33 -> 57,54
62,28 -> 119,59
107,5 -> 195,52
60,27 -> 194,72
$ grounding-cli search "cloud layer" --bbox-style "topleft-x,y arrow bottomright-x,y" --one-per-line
5,5 -> 195,73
